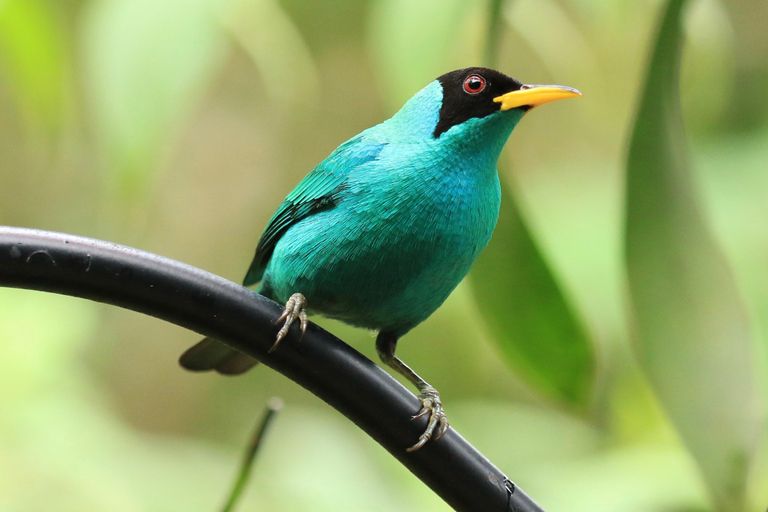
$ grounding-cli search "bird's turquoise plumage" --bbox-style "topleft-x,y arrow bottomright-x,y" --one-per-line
249,80 -> 524,336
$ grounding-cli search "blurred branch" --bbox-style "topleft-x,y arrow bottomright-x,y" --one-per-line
483,0 -> 506,67
0,226 -> 546,512
222,397 -> 283,512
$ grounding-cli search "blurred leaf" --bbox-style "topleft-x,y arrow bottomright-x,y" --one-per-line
219,0 -> 319,110
624,1 -> 763,510
82,0 -> 228,200
717,0 -> 768,131
680,0 -> 735,135
483,0 -> 506,68
368,0 -> 474,109
694,130 -> 768,341
0,0 -> 70,134
0,289 -> 97,411
504,0 -> 599,81
452,402 -> 710,512
469,183 -> 595,408
529,444 -> 710,512
452,400 -> 602,464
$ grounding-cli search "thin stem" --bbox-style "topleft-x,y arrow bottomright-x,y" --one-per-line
484,0 -> 507,68
222,398 -> 283,512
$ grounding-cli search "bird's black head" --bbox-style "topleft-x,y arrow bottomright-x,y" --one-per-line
432,67 -> 582,138
433,67 -> 524,138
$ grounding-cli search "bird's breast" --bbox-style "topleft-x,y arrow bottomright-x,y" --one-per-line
353,145 -> 501,245
343,150 -> 500,293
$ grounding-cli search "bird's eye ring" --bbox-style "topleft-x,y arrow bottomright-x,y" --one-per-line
463,75 -> 486,94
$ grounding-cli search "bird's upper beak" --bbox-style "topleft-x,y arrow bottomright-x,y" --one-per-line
493,84 -> 582,111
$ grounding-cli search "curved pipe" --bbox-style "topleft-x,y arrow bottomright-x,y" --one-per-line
0,226 -> 545,512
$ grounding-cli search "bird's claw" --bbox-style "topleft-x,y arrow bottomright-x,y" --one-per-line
407,387 -> 449,452
270,293 -> 308,352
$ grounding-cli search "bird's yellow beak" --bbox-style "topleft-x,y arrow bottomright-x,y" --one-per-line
494,84 -> 582,111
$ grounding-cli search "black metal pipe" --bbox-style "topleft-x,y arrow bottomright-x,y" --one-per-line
0,226 -> 545,512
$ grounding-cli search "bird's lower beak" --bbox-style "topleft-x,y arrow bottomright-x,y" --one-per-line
493,84 -> 582,111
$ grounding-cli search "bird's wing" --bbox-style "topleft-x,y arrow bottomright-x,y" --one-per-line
243,134 -> 385,286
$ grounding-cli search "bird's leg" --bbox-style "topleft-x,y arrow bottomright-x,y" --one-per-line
271,293 -> 308,352
376,331 -> 449,452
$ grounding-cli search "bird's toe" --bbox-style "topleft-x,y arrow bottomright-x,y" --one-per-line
270,293 -> 308,352
407,387 -> 449,452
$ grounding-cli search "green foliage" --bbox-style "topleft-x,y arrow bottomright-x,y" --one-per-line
470,184 -> 594,408
80,0 -> 321,207
0,0 -> 71,135
82,0 -> 228,200
221,0 -> 319,110
368,0 -> 478,108
624,1 -> 763,510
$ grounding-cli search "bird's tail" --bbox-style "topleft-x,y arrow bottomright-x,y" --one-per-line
179,337 -> 258,375
242,258 -> 266,287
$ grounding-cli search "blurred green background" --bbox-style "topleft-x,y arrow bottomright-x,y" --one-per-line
1,0 -> 767,510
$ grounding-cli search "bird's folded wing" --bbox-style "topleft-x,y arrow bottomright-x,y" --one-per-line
243,134 -> 385,286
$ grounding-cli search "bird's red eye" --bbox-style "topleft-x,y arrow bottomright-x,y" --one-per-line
463,75 -> 486,94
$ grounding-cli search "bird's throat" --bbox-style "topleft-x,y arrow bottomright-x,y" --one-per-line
437,109 -> 524,170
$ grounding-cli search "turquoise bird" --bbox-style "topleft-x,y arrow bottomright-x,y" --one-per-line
180,68 -> 580,450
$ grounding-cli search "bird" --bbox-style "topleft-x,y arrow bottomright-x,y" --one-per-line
179,67 -> 581,451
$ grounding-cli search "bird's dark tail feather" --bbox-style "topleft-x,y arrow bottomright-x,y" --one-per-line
179,337 -> 259,375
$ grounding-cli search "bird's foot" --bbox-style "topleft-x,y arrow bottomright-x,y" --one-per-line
407,386 -> 449,452
271,293 -> 308,352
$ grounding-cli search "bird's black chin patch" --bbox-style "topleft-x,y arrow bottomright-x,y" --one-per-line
433,67 -> 524,138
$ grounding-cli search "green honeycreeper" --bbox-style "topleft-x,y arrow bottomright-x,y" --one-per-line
180,68 -> 581,451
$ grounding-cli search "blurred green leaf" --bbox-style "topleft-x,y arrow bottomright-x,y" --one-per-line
0,0 -> 70,134
219,0 -> 319,110
453,401 -> 711,512
504,0 -> 599,81
624,1 -> 763,510
680,0 -> 735,135
368,0 -> 474,109
483,0 -> 506,68
82,0 -> 228,200
0,289 -> 97,411
469,183 -> 595,408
